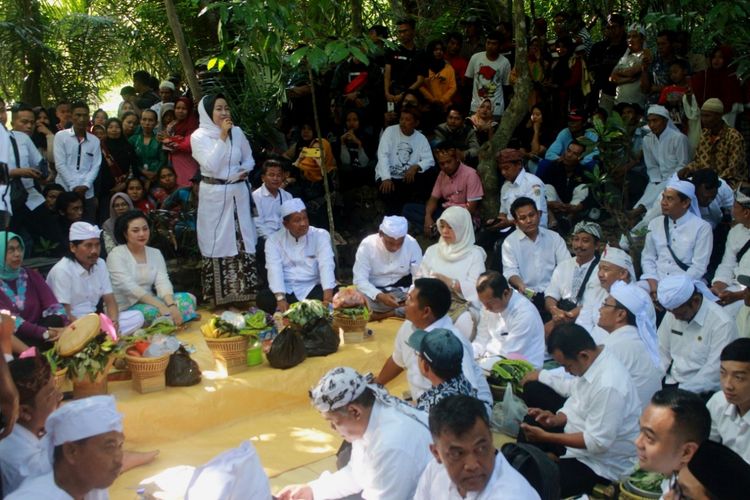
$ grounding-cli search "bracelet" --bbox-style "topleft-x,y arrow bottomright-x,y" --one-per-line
166,303 -> 176,307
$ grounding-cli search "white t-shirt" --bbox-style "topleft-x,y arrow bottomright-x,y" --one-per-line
465,52 -> 511,115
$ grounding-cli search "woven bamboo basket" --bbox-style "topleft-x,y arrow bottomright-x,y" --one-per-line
332,314 -> 368,343
72,358 -> 114,399
205,336 -> 249,375
619,480 -> 661,500
125,354 -> 170,393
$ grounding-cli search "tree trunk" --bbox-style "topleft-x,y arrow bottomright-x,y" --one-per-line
164,0 -> 203,101
351,0 -> 363,36
478,0 -> 532,220
19,0 -> 43,106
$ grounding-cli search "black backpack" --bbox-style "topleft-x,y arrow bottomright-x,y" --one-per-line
501,442 -> 561,500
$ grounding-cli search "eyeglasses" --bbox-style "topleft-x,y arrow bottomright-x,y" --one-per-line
600,302 -> 622,310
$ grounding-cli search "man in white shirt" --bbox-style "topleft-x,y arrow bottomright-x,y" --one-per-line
150,80 -> 176,126
657,274 -> 738,396
706,338 -> 750,463
415,395 -> 540,500
502,197 -> 570,312
632,105 -> 689,213
352,215 -> 422,320
7,395 -> 123,500
473,271 -> 545,368
7,104 -> 45,236
0,99 -> 12,215
278,367 -> 433,500
635,389 -> 710,497
465,31 -> 512,118
375,277 -> 492,408
53,101 -> 101,220
598,281 -> 664,411
251,159 -> 292,285
261,198 -> 336,313
375,107 -> 434,216
520,324 -> 641,498
545,221 -> 603,334
640,178 -> 713,299
46,222 -> 144,335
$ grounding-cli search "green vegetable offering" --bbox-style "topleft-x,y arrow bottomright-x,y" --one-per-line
490,358 -> 535,394
627,469 -> 666,494
283,300 -> 329,326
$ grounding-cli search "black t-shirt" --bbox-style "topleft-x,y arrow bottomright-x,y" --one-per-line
386,46 -> 428,94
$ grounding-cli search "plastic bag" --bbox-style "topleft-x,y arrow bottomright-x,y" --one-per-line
300,317 -> 339,357
266,328 -> 307,369
490,385 -> 528,437
143,334 -> 182,358
165,346 -> 202,386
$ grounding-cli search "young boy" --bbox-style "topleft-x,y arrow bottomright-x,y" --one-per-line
658,59 -> 690,131
252,159 -> 292,285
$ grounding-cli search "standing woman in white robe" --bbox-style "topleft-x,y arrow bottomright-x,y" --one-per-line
191,94 -> 258,306
417,206 -> 486,340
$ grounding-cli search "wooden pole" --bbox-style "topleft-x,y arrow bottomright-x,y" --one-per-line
163,0 -> 202,101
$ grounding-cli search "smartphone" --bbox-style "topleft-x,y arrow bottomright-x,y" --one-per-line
301,147 -> 321,159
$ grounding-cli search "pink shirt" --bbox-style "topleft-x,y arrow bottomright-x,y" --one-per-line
431,163 -> 484,208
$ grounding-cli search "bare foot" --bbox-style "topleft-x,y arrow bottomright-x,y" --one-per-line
122,449 -> 160,473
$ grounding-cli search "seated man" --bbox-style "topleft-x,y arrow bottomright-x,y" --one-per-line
408,328 -> 477,413
430,106 -> 480,165
252,159 -> 292,284
669,440 -> 750,500
7,395 -> 123,499
545,222 -> 603,334
352,216 -> 422,320
278,367 -> 433,499
707,338 -> 750,463
538,140 -> 592,231
473,271 -> 545,368
46,222 -> 145,335
640,178 -> 713,298
415,395 -> 540,500
520,324 -> 641,498
403,142 -> 483,236
635,389 -> 711,497
657,274 -> 738,396
260,198 -> 336,313
28,183 -> 65,247
375,278 -> 492,408
543,110 -> 598,166
598,281 -> 664,411
375,106 -> 434,215
502,197 -> 570,311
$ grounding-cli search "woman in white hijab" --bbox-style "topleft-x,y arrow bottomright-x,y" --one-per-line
417,206 -> 486,340
191,94 -> 258,307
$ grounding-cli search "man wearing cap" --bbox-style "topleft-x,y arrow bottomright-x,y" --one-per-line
261,198 -> 336,312
150,80 -> 177,127
46,222 -> 145,335
376,278 -> 492,408
415,395 -> 540,500
497,148 -> 547,228
680,97 -> 747,186
640,178 -> 713,294
544,110 -> 598,166
657,274 -> 738,396
278,367 -> 433,500
544,222 -> 603,332
632,105 -> 689,214
353,216 -> 422,321
473,271 -> 545,368
7,395 -> 123,499
407,328 -> 477,412
669,440 -> 750,500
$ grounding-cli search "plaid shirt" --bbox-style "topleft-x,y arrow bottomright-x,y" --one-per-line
686,124 -> 747,186
415,373 -> 477,413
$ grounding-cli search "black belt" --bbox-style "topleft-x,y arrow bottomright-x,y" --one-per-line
201,176 -> 245,185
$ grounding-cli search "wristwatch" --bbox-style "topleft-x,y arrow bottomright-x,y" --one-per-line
275,293 -> 286,301
43,330 -> 50,340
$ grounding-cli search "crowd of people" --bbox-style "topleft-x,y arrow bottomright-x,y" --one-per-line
0,6 -> 747,500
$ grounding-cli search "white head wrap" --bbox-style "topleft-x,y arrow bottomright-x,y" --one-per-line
657,274 -> 718,310
436,206 -> 479,262
665,175 -> 700,217
735,186 -> 750,205
573,221 -> 602,240
647,104 -> 670,120
280,198 -> 306,218
628,23 -> 646,36
379,216 -> 408,239
600,245 -> 636,282
159,80 -> 176,91
46,395 -> 123,446
69,222 -> 101,242
610,281 -> 660,367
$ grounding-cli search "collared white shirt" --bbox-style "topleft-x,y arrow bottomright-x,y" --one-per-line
309,402 -> 432,500
473,291 -> 545,368
658,298 -> 738,393
545,256 -> 602,306
353,233 -> 422,300
642,126 -> 689,184
375,125 -> 434,181
601,325 -> 664,411
575,287 -> 610,340
713,223 -> 750,288
46,257 -> 113,319
502,227 -> 571,293
707,391 -> 750,464
8,130 -> 45,210
6,471 -> 107,500
53,128 -> 101,199
265,226 -> 336,300
414,453 -> 541,500
392,315 -> 492,407
0,125 -> 10,213
640,213 -> 713,281
0,425 -> 52,494
499,169 -> 548,227
251,184 -> 292,238
560,349 -> 641,481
